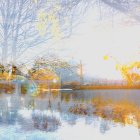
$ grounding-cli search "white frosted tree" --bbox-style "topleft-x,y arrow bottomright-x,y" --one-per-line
0,0 -> 94,64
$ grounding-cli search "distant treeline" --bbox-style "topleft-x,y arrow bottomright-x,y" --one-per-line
62,83 -> 140,90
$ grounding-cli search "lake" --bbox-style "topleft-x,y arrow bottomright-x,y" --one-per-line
0,89 -> 140,140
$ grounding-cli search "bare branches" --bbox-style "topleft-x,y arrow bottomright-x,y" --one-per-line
0,0 -> 94,64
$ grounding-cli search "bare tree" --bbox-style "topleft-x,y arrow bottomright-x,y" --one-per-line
0,0 -> 139,65
101,0 -> 140,21
0,0 -> 94,64
0,0 -> 37,63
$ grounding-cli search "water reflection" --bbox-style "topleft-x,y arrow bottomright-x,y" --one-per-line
0,90 -> 140,139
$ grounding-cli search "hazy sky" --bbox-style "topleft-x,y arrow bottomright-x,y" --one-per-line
21,5 -> 140,80
54,7 -> 140,80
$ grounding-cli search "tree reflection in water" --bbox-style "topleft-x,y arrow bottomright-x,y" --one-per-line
0,90 -> 140,135
69,96 -> 140,132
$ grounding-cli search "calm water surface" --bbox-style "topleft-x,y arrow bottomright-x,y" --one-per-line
0,89 -> 140,140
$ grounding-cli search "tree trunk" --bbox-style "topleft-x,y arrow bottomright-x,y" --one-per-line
1,38 -> 8,65
11,1 -> 23,64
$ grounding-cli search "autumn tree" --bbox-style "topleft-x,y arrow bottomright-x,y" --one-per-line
118,62 -> 140,85
104,55 -> 140,85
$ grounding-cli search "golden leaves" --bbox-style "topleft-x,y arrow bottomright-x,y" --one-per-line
103,54 -> 140,85
103,55 -> 109,61
118,62 -> 140,85
31,68 -> 59,81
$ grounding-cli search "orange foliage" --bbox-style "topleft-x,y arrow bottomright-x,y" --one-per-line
91,98 -> 140,127
30,69 -> 59,81
30,69 -> 60,93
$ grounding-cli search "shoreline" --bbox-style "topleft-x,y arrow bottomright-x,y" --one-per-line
62,85 -> 140,90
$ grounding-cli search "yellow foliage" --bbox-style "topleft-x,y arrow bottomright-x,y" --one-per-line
115,64 -> 119,70
35,6 -> 61,38
103,55 -> 109,61
36,22 -> 46,36
30,69 -> 60,94
38,10 -> 47,21
0,72 -> 16,81
31,69 -> 59,81
118,62 -> 140,85
36,10 -> 48,36
103,55 -> 140,85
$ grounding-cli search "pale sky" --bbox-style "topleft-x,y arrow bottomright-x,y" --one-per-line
54,8 -> 140,80
20,5 -> 140,80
